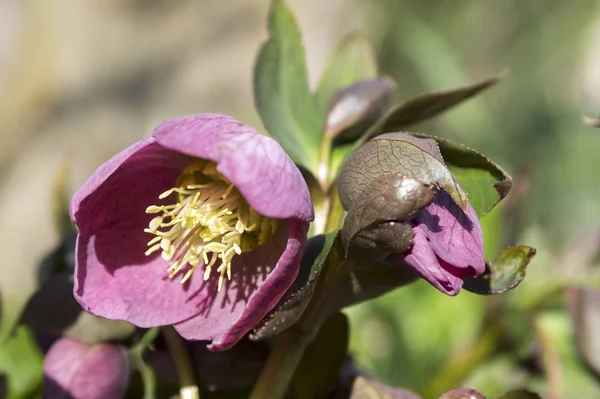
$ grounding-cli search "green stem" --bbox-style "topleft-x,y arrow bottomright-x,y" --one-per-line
317,136 -> 333,191
313,195 -> 331,236
137,361 -> 158,399
250,249 -> 342,398
424,323 -> 500,398
161,326 -> 200,399
249,134 -> 342,398
249,326 -> 316,399
129,328 -> 160,399
324,183 -> 345,233
533,313 -> 563,399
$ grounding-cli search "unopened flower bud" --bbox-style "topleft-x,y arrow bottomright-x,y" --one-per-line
339,133 -> 485,295
43,338 -> 130,399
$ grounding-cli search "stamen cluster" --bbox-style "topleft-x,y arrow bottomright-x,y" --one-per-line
145,160 -> 277,290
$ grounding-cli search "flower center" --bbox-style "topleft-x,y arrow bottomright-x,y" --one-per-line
144,159 -> 278,291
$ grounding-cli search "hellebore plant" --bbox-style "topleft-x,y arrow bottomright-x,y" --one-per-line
70,113 -> 313,350
55,2 -> 538,398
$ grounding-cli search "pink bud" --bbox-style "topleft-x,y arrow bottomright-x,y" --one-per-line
43,338 -> 130,399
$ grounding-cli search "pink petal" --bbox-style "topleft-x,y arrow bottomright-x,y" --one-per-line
174,219 -> 308,351
72,139 -> 207,326
153,113 -> 314,222
394,189 -> 485,295
75,226 -> 210,326
413,189 -> 485,276
43,338 -> 130,399
399,228 -> 464,295
70,137 -> 188,235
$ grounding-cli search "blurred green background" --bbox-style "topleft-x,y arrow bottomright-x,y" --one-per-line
1,0 -> 600,398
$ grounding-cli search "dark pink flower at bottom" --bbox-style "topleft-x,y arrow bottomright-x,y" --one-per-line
43,338 -> 130,399
70,114 -> 313,350
389,189 -> 485,295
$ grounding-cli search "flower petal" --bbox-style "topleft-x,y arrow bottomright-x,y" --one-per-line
395,228 -> 464,295
70,137 -> 188,235
75,227 -> 212,326
43,338 -> 130,399
173,218 -> 308,351
413,189 -> 485,276
71,139 -> 209,326
153,113 -> 314,222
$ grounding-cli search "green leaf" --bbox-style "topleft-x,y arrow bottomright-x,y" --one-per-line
464,245 -> 536,295
289,313 -> 349,399
414,134 -> 512,217
371,75 -> 502,138
251,231 -> 341,340
253,0 -> 322,175
315,33 -> 378,114
0,326 -> 43,399
495,389 -> 542,399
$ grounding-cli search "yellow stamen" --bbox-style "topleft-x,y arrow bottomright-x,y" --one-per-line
144,160 -> 278,291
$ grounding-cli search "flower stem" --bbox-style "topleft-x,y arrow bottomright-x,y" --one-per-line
325,183 -> 345,233
533,313 -> 563,399
312,195 -> 330,236
129,328 -> 160,399
249,326 -> 316,399
317,136 -> 333,191
250,251 -> 342,398
424,322 -> 500,397
249,134 -> 343,398
161,326 -> 200,399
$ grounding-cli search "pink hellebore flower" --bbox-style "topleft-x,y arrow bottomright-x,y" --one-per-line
389,189 -> 485,296
70,114 -> 313,350
43,338 -> 130,399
